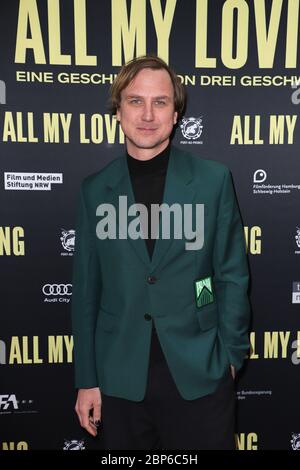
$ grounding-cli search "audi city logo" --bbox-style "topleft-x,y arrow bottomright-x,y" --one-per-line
42,284 -> 72,295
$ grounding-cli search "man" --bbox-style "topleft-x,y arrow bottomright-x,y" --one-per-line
71,55 -> 250,450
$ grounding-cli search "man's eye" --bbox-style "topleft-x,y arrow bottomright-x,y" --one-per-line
155,101 -> 166,106
130,99 -> 142,104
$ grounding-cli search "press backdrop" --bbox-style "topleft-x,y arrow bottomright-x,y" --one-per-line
1,0 -> 300,451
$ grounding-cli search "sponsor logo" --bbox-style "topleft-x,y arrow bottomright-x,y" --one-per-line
295,227 -> 300,254
42,284 -> 72,296
63,439 -> 85,450
4,172 -> 63,191
60,229 -> 75,256
0,394 -> 36,414
291,433 -> 300,450
253,170 -> 300,196
180,117 -> 203,144
42,284 -> 72,303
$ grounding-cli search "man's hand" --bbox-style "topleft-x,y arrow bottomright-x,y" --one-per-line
75,387 -> 101,437
230,364 -> 236,380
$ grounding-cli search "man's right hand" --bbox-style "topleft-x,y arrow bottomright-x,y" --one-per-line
75,387 -> 102,437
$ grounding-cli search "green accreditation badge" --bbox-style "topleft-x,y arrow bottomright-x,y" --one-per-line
194,276 -> 214,308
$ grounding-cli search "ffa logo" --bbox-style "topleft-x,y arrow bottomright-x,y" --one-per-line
180,117 -> 203,140
60,229 -> 75,252
194,276 -> 214,308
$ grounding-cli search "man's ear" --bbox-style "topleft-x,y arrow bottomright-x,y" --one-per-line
173,111 -> 178,125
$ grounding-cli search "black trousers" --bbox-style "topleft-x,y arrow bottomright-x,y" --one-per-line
99,325 -> 236,450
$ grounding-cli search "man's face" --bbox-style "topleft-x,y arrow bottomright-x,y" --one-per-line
116,68 -> 178,158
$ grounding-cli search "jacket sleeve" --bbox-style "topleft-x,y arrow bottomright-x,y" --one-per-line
71,182 -> 102,388
213,167 -> 251,371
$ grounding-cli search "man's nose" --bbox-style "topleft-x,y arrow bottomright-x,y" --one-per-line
141,103 -> 154,121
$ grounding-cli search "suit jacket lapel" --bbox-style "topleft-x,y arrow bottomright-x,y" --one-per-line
150,146 -> 196,272
108,155 -> 151,267
106,146 -> 197,272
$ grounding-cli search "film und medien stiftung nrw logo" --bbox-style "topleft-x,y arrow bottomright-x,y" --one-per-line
292,282 -> 300,304
4,172 -> 63,191
291,433 -> 300,450
60,229 -> 75,256
180,117 -> 203,144
63,439 -> 85,450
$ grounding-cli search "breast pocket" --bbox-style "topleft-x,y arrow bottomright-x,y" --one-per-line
196,302 -> 218,331
97,307 -> 118,333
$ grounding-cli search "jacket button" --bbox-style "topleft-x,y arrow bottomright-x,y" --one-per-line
147,275 -> 157,284
144,314 -> 152,321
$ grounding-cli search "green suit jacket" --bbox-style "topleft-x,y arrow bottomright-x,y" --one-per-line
71,145 -> 250,401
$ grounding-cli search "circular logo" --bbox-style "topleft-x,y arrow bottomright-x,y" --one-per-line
42,284 -> 72,295
291,433 -> 300,450
63,439 -> 85,450
295,227 -> 300,248
60,229 -> 75,252
180,117 -> 203,140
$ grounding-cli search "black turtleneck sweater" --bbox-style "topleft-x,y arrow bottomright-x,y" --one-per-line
126,143 -> 170,364
126,143 -> 170,259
